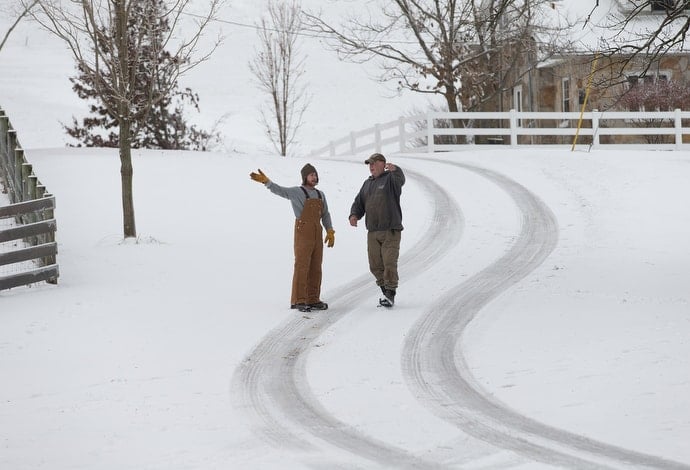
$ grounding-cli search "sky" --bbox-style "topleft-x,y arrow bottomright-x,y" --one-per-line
1,2 -> 690,469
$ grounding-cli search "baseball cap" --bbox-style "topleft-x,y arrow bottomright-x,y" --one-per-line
364,153 -> 386,164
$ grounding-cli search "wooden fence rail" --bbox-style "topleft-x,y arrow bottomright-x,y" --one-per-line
310,109 -> 690,157
0,106 -> 59,291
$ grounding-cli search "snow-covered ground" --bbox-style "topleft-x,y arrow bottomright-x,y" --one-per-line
1,2 -> 689,469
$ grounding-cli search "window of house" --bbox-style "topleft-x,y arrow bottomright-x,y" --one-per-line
651,0 -> 690,11
562,77 -> 571,112
624,71 -> 672,112
651,0 -> 674,10
626,71 -> 671,88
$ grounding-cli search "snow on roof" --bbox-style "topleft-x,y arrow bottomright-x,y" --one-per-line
542,0 -> 690,53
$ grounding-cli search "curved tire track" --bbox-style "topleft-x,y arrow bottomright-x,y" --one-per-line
232,167 -> 464,468
233,157 -> 688,469
401,159 -> 690,470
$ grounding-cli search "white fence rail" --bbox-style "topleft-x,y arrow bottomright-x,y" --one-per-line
309,109 -> 690,157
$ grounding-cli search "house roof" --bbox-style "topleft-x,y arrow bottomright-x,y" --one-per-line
543,0 -> 690,53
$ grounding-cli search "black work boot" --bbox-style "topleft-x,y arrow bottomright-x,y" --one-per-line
308,301 -> 328,310
378,287 -> 396,307
384,288 -> 396,305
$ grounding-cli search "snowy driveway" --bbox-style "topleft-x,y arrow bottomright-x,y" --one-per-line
232,156 -> 690,469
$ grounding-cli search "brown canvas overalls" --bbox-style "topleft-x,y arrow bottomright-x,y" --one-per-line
291,187 -> 324,305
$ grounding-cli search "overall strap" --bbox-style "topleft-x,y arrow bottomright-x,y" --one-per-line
300,187 -> 322,199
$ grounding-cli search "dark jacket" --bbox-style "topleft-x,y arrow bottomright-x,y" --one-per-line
350,167 -> 405,231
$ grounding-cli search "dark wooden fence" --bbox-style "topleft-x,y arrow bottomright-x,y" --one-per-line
0,106 -> 59,291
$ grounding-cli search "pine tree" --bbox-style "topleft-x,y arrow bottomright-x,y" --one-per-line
64,0 -> 216,151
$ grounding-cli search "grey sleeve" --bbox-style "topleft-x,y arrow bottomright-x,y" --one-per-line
321,194 -> 333,231
265,181 -> 299,200
265,181 -> 307,218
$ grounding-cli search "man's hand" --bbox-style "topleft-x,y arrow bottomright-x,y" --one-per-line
250,169 -> 269,184
349,215 -> 358,227
324,229 -> 335,248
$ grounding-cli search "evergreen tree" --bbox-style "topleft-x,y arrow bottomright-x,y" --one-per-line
64,0 -> 217,151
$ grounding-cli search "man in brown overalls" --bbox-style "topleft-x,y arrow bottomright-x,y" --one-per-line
250,164 -> 335,312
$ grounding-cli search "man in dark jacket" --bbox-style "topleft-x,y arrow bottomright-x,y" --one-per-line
348,153 -> 405,307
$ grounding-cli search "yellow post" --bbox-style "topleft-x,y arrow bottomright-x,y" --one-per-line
572,52 -> 599,151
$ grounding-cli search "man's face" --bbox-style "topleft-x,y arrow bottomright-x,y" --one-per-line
305,172 -> 318,187
369,160 -> 385,178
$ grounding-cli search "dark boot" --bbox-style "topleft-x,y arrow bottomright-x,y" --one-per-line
379,287 -> 396,307
384,288 -> 396,305
293,303 -> 311,312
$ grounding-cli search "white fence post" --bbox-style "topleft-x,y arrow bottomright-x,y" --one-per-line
509,109 -> 518,147
374,123 -> 382,152
592,109 -> 600,148
427,112 -> 434,153
675,108 -> 682,149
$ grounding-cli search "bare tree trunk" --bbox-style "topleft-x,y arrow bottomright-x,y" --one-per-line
115,0 -> 136,238
119,118 -> 136,238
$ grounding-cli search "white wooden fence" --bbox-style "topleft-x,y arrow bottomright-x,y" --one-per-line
310,109 -> 690,157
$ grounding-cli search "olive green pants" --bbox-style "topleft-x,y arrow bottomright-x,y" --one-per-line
367,229 -> 401,290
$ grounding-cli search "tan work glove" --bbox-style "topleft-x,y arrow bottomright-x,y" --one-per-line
324,229 -> 335,248
250,169 -> 269,184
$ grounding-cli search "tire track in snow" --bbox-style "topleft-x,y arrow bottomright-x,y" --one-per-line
232,168 -> 465,468
401,159 -> 690,470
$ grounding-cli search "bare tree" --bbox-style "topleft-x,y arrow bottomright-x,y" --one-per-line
590,0 -> 690,74
31,0 -> 223,238
304,0 -> 570,113
249,0 -> 309,156
0,1 -> 39,53
617,78 -> 690,143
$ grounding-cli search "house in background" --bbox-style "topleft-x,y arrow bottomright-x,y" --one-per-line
504,0 -> 690,144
